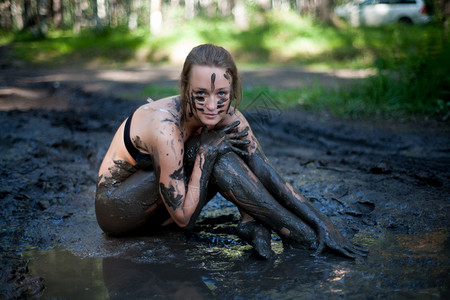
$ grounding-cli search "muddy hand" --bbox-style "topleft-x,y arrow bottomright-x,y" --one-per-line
198,121 -> 246,159
199,121 -> 249,158
312,220 -> 368,259
221,121 -> 250,157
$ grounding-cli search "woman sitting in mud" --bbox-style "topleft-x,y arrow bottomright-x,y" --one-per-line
95,44 -> 367,259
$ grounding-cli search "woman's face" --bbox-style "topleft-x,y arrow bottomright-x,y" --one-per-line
188,65 -> 232,127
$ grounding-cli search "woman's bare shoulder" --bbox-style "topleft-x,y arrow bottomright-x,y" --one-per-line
133,99 -> 183,144
136,95 -> 181,113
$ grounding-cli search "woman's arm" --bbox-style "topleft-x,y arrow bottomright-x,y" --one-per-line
156,121 -> 248,227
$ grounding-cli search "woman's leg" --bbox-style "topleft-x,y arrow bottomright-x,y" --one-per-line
235,215 -> 274,259
95,169 -> 167,235
183,136 -> 275,258
212,152 -> 316,249
185,179 -> 275,259
95,135 -> 217,236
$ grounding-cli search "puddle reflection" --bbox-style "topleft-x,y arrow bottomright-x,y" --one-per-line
25,248 -> 213,299
24,248 -> 108,299
25,247 -> 335,299
24,229 -> 449,299
102,257 -> 212,299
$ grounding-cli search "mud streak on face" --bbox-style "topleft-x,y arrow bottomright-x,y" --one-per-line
217,97 -> 227,112
188,91 -> 196,116
224,70 -> 233,113
211,73 -> 216,92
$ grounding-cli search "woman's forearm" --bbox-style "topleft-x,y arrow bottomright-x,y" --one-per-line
181,147 -> 216,228
179,122 -> 244,227
247,147 -> 326,230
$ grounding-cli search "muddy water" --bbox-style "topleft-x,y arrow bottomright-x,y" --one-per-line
24,226 -> 448,299
1,84 -> 449,299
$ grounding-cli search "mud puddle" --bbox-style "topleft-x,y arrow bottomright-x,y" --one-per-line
24,228 -> 448,299
1,83 -> 449,299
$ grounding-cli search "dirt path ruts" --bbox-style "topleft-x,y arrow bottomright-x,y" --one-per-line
0,66 -> 449,299
0,65 -> 372,110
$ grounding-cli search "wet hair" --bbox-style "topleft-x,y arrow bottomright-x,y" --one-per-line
180,44 -> 242,118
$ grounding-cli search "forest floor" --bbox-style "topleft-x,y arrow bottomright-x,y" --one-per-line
0,61 -> 449,299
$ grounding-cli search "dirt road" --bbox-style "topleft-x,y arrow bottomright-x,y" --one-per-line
0,66 -> 449,299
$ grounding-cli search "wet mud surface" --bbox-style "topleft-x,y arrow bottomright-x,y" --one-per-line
1,79 -> 449,299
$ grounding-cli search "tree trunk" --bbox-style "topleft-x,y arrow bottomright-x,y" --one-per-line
234,0 -> 248,30
74,0 -> 81,33
35,0 -> 48,36
22,0 -> 30,29
128,0 -> 138,30
1,0 -> 12,30
218,0 -> 232,16
92,0 -> 103,32
442,0 -> 450,41
52,0 -> 63,28
185,0 -> 195,20
318,0 -> 333,24
11,0 -> 24,30
150,0 -> 162,35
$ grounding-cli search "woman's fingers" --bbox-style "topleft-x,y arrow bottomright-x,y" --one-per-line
228,131 -> 248,140
313,229 -> 368,259
346,244 -> 369,257
230,146 -> 248,157
229,139 -> 250,146
351,243 -> 369,253
340,247 -> 359,259
330,242 -> 368,259
311,240 -> 325,257
222,120 -> 240,133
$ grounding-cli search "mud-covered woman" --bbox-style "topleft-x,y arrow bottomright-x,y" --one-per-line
95,44 -> 367,259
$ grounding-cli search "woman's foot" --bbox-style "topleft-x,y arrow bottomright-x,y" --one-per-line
236,220 -> 274,259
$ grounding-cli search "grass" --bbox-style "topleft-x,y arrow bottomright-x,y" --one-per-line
1,10 -> 449,121
299,73 -> 450,120
141,73 -> 449,121
7,27 -> 148,67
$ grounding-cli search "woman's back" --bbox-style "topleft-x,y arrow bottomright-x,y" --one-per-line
97,96 -> 187,183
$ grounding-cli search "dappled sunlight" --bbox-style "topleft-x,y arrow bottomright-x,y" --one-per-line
96,68 -> 180,83
397,231 -> 448,261
0,87 -> 70,111
332,68 -> 376,79
328,266 -> 351,283
168,40 -> 201,64
356,229 -> 448,262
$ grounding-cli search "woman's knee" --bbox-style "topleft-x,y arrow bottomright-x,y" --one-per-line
95,190 -> 128,235
95,184 -> 158,235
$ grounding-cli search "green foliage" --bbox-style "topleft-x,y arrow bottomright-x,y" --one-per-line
5,12 -> 446,69
299,74 -> 449,120
8,26 -> 147,66
2,12 -> 449,120
141,85 -> 179,100
0,30 -> 14,45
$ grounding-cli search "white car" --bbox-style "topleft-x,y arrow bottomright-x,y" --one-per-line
334,0 -> 430,26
